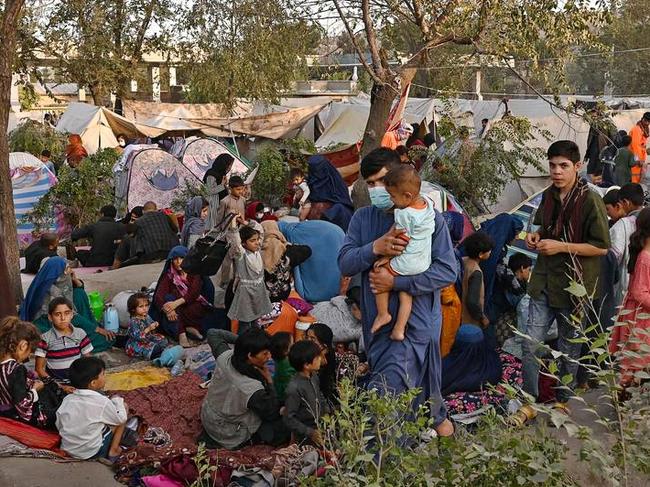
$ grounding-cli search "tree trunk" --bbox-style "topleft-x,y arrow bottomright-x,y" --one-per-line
360,69 -> 416,158
360,81 -> 396,158
1,0 -> 27,305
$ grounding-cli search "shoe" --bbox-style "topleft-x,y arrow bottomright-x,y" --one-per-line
551,402 -> 570,415
178,334 -> 191,348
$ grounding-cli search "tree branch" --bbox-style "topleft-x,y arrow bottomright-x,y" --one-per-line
331,0 -> 384,85
411,0 -> 430,40
402,34 -> 474,70
361,0 -> 384,73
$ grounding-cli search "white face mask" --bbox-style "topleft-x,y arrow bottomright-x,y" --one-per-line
118,139 -> 126,147
255,212 -> 264,220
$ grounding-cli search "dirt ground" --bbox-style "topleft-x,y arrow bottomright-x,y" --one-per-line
0,458 -> 121,487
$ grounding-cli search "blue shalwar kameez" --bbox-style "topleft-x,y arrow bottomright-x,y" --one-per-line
338,206 -> 458,425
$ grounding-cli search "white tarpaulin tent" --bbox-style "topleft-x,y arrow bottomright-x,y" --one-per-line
315,95 -> 437,148
56,102 -> 164,154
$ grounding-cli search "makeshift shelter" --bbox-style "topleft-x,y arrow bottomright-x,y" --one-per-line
170,136 -> 249,180
122,100 -> 328,140
113,147 -> 200,211
56,102 -> 164,154
9,152 -> 58,248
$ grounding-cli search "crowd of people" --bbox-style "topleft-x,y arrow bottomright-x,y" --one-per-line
1,126 -> 650,470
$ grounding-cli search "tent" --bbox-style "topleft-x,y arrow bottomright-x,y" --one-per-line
9,152 -> 59,248
56,102 -> 164,154
170,136 -> 250,180
315,95 -> 437,148
113,147 -> 201,211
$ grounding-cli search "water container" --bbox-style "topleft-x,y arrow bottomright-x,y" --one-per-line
103,305 -> 120,333
88,291 -> 105,322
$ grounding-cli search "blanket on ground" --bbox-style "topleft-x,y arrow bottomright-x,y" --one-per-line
105,366 -> 172,391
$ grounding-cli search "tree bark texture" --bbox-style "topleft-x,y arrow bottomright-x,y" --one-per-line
1,0 -> 27,304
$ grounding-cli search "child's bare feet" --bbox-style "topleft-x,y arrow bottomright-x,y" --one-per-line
390,328 -> 406,341
371,313 -> 392,333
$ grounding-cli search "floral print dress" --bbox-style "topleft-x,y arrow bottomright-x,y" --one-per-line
125,316 -> 169,359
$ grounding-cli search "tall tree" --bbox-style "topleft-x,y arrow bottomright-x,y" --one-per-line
39,0 -> 174,104
325,0 -> 610,156
180,0 -> 321,108
1,0 -> 26,303
567,0 -> 650,96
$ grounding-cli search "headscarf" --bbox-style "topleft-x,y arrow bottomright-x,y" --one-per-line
478,213 -> 524,313
261,221 -> 287,272
203,153 -> 234,183
306,155 -> 353,208
65,134 -> 88,166
19,256 -> 67,321
159,246 -> 210,307
180,197 -> 206,246
442,211 -> 465,246
245,200 -> 264,221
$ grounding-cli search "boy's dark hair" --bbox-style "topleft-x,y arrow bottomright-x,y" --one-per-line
125,223 -> 137,235
464,231 -> 494,259
41,149 -> 51,158
233,328 -> 271,368
621,134 -> 632,147
383,164 -> 421,194
48,296 -> 73,315
289,168 -> 305,179
508,253 -> 533,273
127,292 -> 150,315
239,225 -> 260,243
40,232 -> 58,248
547,140 -> 581,164
270,331 -> 293,361
395,145 -> 408,155
229,175 -> 245,188
602,189 -> 620,206
618,183 -> 645,207
0,317 -> 41,356
592,168 -> 603,177
288,340 -> 321,372
69,356 -> 105,389
360,148 -> 401,179
101,205 -> 117,218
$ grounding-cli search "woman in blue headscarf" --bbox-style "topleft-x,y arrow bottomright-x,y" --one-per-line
305,155 -> 354,231
152,246 -> 215,347
19,257 -> 114,352
181,196 -> 209,248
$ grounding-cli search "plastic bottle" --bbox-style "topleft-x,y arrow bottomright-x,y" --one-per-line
103,305 -> 120,333
170,359 -> 185,377
88,291 -> 105,321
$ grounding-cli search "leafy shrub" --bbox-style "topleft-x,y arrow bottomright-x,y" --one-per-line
9,119 -> 68,167
304,381 -> 572,486
25,149 -> 119,231
171,180 -> 209,212
250,136 -> 317,207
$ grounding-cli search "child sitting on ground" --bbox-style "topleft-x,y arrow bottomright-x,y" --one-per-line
284,340 -> 330,446
35,297 -> 93,389
290,168 -> 311,221
371,165 -> 437,341
270,332 -> 295,403
0,317 -> 59,429
461,232 -> 494,329
56,357 -> 128,461
227,219 -> 273,335
125,292 -> 169,360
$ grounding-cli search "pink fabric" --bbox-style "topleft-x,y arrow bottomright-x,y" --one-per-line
142,474 -> 184,487
170,266 -> 210,307
610,249 -> 650,383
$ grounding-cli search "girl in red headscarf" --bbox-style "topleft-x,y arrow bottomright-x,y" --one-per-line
65,134 -> 88,168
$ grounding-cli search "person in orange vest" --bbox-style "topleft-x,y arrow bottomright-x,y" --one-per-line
629,112 -> 650,183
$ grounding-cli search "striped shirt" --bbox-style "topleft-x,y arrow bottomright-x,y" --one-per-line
35,325 -> 93,381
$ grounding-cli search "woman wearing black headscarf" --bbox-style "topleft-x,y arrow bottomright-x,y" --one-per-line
204,154 -> 235,229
